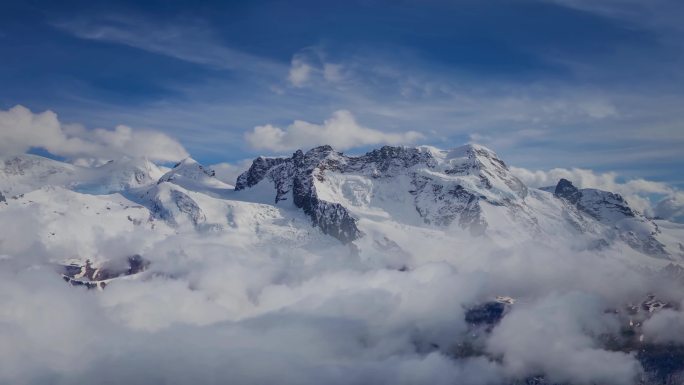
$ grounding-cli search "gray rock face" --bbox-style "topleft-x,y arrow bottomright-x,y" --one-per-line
235,156 -> 288,191
170,190 -> 206,226
578,190 -> 635,220
0,191 -> 5,203
236,146 -> 362,243
554,179 -> 635,220
553,179 -> 668,257
411,176 -> 487,235
447,145 -> 528,199
554,178 -> 581,205
235,144 -> 531,242
61,255 -> 150,289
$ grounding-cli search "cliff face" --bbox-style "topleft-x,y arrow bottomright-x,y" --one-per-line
236,146 -> 362,242
235,144 -> 531,242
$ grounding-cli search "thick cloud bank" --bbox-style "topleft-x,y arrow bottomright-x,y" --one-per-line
0,105 -> 188,162
245,110 -> 423,152
0,205 -> 679,385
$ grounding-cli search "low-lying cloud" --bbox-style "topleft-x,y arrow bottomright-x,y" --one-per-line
0,197 -> 679,385
487,292 -> 641,385
642,303 -> 684,344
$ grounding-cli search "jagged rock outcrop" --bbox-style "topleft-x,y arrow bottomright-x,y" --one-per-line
235,156 -> 288,190
465,300 -> 508,327
61,255 -> 150,289
235,144 -> 529,242
554,178 -> 582,205
236,146 -> 362,242
553,179 -> 668,257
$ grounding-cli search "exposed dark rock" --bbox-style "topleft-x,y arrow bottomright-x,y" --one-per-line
60,255 -> 150,289
171,190 -> 206,225
359,145 -> 435,175
235,156 -> 289,190
465,301 -> 506,326
234,144 -> 524,242
638,344 -> 684,385
553,178 -> 667,258
508,377 -> 563,385
235,146 -> 364,243
554,178 -> 581,205
92,255 -> 150,281
411,178 -> 488,235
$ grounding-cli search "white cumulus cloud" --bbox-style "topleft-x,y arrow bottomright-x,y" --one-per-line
244,110 -> 423,152
209,159 -> 254,186
0,105 -> 188,162
654,191 -> 684,222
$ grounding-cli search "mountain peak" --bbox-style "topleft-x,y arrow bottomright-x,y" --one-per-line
550,178 -> 667,257
162,158 -> 215,183
446,143 -> 497,158
173,157 -> 200,168
305,145 -> 336,156
554,178 -> 581,204
235,143 -> 529,241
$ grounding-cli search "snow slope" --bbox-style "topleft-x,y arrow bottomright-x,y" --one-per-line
0,154 -> 164,196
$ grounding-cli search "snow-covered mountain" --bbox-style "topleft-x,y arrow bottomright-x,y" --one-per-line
2,144 -> 682,267
235,144 -> 677,260
2,144 -> 684,385
0,153 -> 164,196
2,144 -> 681,270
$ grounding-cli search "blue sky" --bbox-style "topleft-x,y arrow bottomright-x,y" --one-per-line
1,0 -> 683,187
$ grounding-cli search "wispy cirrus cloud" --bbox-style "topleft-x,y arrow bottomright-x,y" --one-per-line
53,14 -> 285,73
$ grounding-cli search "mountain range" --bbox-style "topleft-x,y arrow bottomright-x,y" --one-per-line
2,144 -> 684,384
